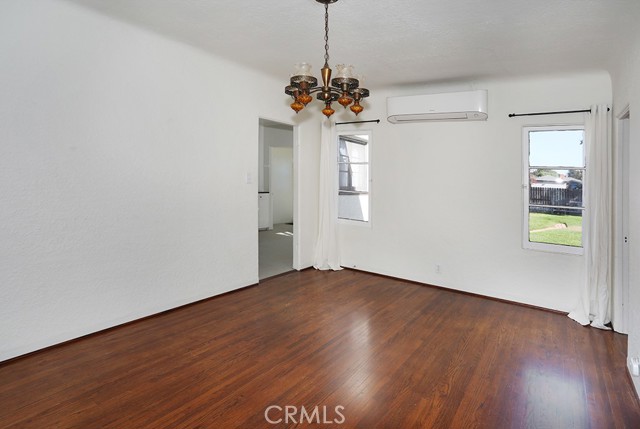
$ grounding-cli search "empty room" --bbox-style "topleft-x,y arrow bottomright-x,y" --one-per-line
2,0 -> 640,428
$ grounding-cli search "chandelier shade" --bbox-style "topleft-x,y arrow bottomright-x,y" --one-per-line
284,0 -> 370,118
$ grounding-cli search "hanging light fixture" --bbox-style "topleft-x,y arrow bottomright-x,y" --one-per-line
285,0 -> 370,118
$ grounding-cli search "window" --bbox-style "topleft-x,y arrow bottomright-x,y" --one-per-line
523,125 -> 585,254
338,132 -> 370,222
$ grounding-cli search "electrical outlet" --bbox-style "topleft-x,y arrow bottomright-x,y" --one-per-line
435,264 -> 441,274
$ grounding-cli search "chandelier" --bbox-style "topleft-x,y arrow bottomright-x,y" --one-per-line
285,0 -> 370,118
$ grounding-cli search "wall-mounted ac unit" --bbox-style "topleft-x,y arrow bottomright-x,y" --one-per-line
387,90 -> 488,123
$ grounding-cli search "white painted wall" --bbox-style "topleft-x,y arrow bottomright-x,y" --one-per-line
258,123 -> 295,224
339,72 -> 611,312
610,26 -> 640,396
270,147 -> 294,224
259,124 -> 293,193
0,0 -> 319,361
3,0 -> 617,370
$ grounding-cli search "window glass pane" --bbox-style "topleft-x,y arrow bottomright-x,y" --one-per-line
340,136 -> 368,163
529,129 -> 584,167
344,142 -> 367,163
528,211 -> 582,247
529,168 -> 583,208
338,163 -> 369,193
339,194 -> 369,222
338,133 -> 370,222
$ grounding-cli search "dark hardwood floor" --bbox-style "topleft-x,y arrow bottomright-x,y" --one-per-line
1,269 -> 639,428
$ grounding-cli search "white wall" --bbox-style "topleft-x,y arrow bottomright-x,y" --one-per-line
259,124 -> 293,193
3,0 -> 617,367
339,72 -> 611,312
258,123 -> 294,224
0,0 -> 319,361
270,147 -> 294,224
610,26 -> 640,396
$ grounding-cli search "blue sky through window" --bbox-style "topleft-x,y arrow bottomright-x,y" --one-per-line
529,129 -> 584,167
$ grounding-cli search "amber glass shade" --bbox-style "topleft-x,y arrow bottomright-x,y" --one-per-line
291,100 -> 305,113
350,102 -> 363,115
322,103 -> 335,117
338,94 -> 352,108
298,93 -> 313,105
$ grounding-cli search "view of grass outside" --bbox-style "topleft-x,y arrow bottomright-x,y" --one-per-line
529,212 -> 582,247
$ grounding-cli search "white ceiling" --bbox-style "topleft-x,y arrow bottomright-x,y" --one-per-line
68,0 -> 640,89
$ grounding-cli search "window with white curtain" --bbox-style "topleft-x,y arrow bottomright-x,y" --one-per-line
522,125 -> 585,254
337,132 -> 370,222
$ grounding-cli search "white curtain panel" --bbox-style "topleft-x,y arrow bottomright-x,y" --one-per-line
313,119 -> 342,271
568,104 -> 612,329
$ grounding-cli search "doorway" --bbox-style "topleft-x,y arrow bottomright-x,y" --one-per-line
613,107 -> 630,333
258,119 -> 295,280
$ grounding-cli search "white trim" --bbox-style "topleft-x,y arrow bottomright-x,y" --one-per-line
524,240 -> 584,255
613,107 -> 630,333
292,124 -> 301,270
616,104 -> 630,119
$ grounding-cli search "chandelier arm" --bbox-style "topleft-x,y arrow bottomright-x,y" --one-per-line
308,87 -> 342,95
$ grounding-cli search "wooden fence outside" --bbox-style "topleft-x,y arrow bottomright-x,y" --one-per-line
529,187 -> 582,214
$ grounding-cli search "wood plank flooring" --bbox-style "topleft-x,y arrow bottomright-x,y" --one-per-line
1,269 -> 639,428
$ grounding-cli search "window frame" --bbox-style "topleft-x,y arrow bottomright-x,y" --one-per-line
337,129 -> 372,225
522,124 -> 586,255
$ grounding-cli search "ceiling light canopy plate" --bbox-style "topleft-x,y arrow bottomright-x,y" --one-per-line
316,0 -> 338,4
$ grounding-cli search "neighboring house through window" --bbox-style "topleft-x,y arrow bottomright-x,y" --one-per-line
338,132 -> 370,222
523,125 -> 585,254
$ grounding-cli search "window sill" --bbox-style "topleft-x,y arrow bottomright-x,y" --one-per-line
338,218 -> 371,228
523,241 -> 584,255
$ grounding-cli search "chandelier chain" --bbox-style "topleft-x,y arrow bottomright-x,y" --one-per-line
323,3 -> 329,66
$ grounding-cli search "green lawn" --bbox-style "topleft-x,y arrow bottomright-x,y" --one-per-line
529,212 -> 582,247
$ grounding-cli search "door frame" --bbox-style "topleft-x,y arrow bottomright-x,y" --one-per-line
258,118 -> 300,271
613,105 -> 630,333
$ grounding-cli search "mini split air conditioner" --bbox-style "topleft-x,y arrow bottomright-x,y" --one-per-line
387,90 -> 488,123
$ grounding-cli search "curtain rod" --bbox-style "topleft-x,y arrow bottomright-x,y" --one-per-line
508,108 -> 609,118
335,119 -> 380,125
